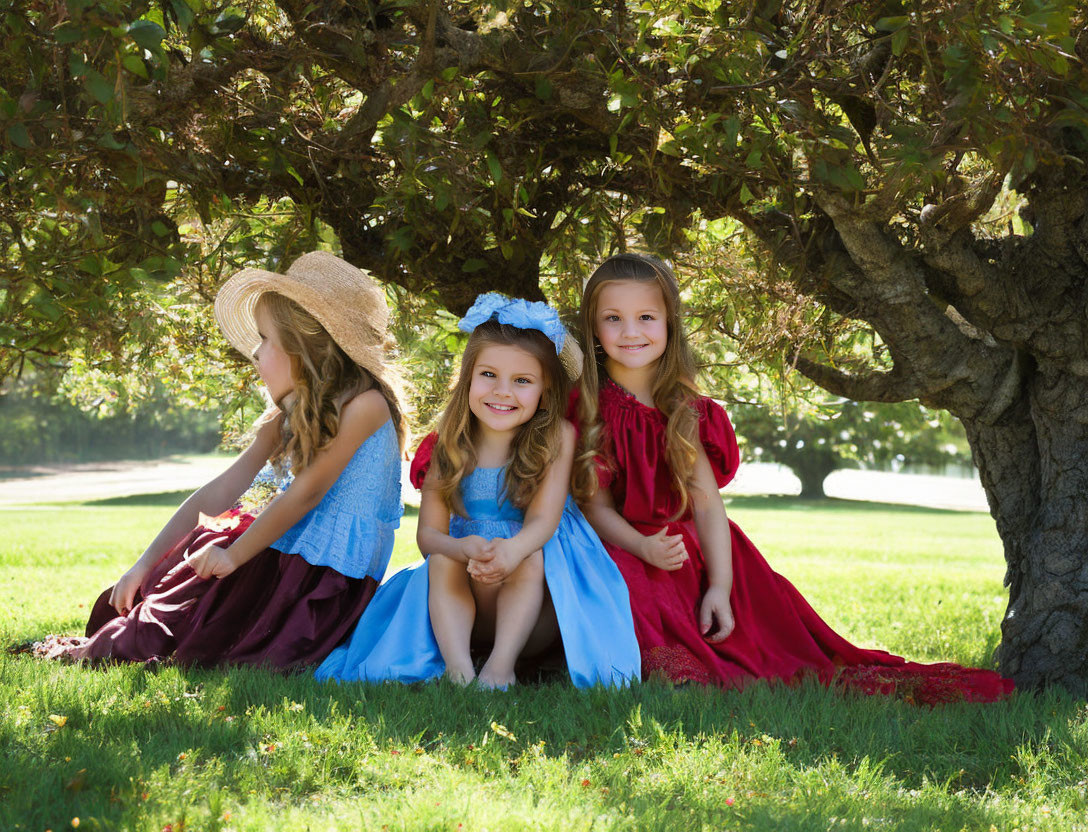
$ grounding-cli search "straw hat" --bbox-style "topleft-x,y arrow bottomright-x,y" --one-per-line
214,251 -> 391,383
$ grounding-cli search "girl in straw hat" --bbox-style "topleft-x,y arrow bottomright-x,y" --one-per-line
38,251 -> 408,670
316,294 -> 640,689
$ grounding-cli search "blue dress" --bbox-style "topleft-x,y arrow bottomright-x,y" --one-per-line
315,466 -> 641,688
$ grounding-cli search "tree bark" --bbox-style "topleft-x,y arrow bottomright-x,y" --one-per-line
962,366 -> 1088,694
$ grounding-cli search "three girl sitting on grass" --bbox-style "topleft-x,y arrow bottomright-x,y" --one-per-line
34,250 -> 1013,703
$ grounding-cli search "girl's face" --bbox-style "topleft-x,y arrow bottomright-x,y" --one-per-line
594,280 -> 669,372
253,304 -> 295,403
468,343 -> 545,436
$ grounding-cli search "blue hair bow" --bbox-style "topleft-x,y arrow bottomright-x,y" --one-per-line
458,293 -> 567,354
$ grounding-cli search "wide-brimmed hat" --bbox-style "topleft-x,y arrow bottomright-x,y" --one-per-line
214,251 -> 391,383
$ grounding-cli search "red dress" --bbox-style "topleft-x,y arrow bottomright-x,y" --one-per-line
589,380 -> 1013,703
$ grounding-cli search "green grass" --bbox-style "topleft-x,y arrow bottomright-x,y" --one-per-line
2,495 -> 1086,831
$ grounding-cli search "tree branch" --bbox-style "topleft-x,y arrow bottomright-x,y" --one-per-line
791,354 -> 922,402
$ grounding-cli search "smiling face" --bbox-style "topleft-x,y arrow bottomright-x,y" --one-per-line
253,302 -> 295,404
467,343 -> 545,437
593,280 -> 670,375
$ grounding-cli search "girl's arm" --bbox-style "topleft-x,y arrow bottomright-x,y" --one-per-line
416,472 -> 489,564
467,421 -> 577,584
187,390 -> 391,578
109,413 -> 281,613
690,444 -> 735,642
580,481 -> 688,572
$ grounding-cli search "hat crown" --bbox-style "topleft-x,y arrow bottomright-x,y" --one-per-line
214,251 -> 391,385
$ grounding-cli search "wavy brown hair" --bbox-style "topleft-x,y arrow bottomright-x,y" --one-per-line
572,253 -> 702,517
429,319 -> 570,517
257,292 -> 407,474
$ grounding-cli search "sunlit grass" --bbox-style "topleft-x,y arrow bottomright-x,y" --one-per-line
2,495 -> 1085,831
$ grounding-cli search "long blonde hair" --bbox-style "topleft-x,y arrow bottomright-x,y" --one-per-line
257,293 -> 407,473
573,253 -> 701,517
429,320 -> 570,516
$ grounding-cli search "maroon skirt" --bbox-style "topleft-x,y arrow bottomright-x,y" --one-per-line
56,513 -> 376,670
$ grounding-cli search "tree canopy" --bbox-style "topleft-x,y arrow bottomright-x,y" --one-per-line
4,0 -> 1088,690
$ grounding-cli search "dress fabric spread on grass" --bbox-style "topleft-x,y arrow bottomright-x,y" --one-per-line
587,380 -> 1013,704
315,432 -> 642,688
46,419 -> 402,671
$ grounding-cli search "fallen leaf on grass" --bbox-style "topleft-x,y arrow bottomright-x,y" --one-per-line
65,770 -> 87,792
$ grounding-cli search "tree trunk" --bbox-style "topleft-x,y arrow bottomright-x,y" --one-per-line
789,456 -> 836,499
964,367 -> 1088,695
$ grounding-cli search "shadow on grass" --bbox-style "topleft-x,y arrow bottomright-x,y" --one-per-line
81,494 -> 422,520
84,491 -> 193,507
1,656 -> 1079,829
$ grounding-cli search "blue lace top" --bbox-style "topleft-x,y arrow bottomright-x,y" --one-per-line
268,419 -> 402,580
448,466 -> 524,540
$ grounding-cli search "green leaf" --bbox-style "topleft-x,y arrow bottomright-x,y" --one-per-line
421,79 -> 434,100
213,13 -> 246,35
284,163 -> 304,186
84,70 -> 115,104
875,16 -> 908,31
128,20 -> 166,50
461,258 -> 487,273
169,0 -> 196,32
534,77 -> 553,101
53,23 -> 84,45
5,123 -> 30,148
891,27 -> 909,57
484,150 -> 502,183
122,54 -> 149,79
68,52 -> 88,79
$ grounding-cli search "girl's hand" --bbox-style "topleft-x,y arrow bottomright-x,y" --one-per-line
109,565 -> 150,616
458,535 -> 491,561
185,538 -> 237,579
466,538 -> 519,584
699,585 -> 735,643
639,527 -> 688,571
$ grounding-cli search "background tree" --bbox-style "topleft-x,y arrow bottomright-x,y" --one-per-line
3,1 -> 1088,691
729,394 -> 972,499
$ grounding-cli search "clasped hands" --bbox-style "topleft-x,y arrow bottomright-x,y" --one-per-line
460,535 -> 521,585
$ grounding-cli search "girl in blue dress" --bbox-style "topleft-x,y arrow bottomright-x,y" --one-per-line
38,252 -> 406,670
317,294 -> 640,689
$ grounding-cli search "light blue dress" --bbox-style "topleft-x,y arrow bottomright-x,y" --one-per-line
315,466 -> 641,687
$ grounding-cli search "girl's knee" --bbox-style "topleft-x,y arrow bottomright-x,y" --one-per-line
511,549 -> 545,582
429,553 -> 466,584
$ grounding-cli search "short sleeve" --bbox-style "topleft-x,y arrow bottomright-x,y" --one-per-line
409,432 -> 438,490
696,398 -> 740,488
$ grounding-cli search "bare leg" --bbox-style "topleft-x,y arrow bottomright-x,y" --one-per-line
520,589 -> 559,658
478,550 -> 546,689
428,553 -> 477,684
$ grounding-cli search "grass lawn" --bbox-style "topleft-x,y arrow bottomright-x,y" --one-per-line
1,494 -> 1086,831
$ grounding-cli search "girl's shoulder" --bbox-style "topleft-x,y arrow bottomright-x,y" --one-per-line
341,388 -> 392,432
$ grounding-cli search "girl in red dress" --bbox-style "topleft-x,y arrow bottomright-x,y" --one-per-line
572,252 -> 1012,703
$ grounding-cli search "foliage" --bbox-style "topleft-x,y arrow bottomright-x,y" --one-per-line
5,0 -> 1088,686
729,392 -> 972,497
0,370 -> 221,465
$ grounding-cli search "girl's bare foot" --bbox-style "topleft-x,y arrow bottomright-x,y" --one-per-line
477,663 -> 516,690
444,663 -> 476,685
